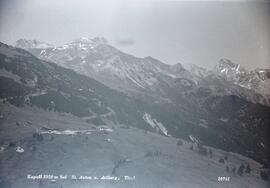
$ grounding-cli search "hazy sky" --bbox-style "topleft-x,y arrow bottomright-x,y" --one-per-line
0,0 -> 269,70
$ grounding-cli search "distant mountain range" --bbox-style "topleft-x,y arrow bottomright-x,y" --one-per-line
16,38 -> 270,106
0,39 -> 269,166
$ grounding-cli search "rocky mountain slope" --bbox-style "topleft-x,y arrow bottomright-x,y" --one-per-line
214,58 -> 270,104
0,42 -> 149,129
16,38 -> 270,106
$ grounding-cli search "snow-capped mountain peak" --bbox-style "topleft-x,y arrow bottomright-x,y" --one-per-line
215,58 -> 247,75
72,37 -> 108,46
15,39 -> 54,49
212,58 -> 270,105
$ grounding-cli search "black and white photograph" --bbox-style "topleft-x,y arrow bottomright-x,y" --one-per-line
0,0 -> 269,187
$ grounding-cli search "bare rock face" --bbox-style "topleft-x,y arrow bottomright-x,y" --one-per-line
214,58 -> 270,105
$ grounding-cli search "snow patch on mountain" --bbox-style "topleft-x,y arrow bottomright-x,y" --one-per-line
15,146 -> 24,153
189,134 -> 199,143
40,129 -> 93,136
143,112 -> 168,136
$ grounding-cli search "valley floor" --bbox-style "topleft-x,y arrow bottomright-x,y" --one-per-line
0,104 -> 268,188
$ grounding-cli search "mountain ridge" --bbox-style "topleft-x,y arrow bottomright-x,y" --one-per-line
15,38 -> 270,107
